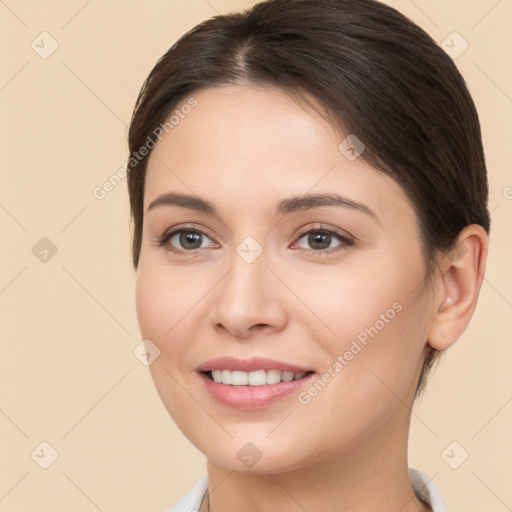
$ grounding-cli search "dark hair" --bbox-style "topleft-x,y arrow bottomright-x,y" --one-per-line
127,0 -> 490,396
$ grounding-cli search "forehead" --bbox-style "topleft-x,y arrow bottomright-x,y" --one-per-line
144,85 -> 414,227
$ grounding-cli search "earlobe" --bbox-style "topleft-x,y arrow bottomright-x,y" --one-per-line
427,224 -> 488,351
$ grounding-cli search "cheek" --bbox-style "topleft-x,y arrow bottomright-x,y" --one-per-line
288,259 -> 402,344
300,254 -> 430,389
134,262 -> 191,382
326,286 -> 431,414
295,297 -> 430,449
135,265 -> 168,342
135,262 -> 200,423
135,258 -> 222,378
135,261 -> 200,345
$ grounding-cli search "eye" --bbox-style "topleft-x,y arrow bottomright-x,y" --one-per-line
156,224 -> 354,255
157,227 -> 216,252
293,226 -> 354,254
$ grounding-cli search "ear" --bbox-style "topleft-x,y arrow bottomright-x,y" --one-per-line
427,224 -> 489,350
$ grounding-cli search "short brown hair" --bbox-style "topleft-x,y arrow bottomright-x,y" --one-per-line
126,0 -> 490,395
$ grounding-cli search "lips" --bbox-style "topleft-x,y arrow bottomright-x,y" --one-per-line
196,356 -> 316,408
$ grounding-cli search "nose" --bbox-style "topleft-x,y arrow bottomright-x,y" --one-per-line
210,249 -> 288,340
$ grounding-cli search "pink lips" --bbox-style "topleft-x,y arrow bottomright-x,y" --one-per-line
196,356 -> 315,409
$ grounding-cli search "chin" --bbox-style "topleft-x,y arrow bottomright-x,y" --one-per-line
194,433 -> 316,475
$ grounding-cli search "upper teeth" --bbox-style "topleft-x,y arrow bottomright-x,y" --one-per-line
210,369 -> 307,386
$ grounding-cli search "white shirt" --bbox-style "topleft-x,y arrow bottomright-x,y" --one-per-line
166,467 -> 447,511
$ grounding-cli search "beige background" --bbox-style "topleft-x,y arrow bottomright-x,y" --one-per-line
0,0 -> 510,510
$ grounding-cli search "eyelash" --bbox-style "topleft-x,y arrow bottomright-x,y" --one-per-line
155,224 -> 355,255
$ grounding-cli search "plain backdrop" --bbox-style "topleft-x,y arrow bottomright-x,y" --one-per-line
0,0 -> 511,510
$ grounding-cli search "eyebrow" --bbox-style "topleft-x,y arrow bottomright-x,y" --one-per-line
147,192 -> 377,220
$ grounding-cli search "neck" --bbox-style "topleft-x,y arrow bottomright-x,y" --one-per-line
204,411 -> 431,512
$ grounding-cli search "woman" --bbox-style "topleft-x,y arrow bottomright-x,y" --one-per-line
126,0 -> 489,510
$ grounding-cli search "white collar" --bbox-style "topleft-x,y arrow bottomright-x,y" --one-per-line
167,468 -> 447,511
408,467 -> 447,511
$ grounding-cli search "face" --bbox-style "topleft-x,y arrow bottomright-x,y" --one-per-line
135,85 -> 436,474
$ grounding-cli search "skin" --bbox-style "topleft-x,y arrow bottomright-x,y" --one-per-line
135,85 -> 488,512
